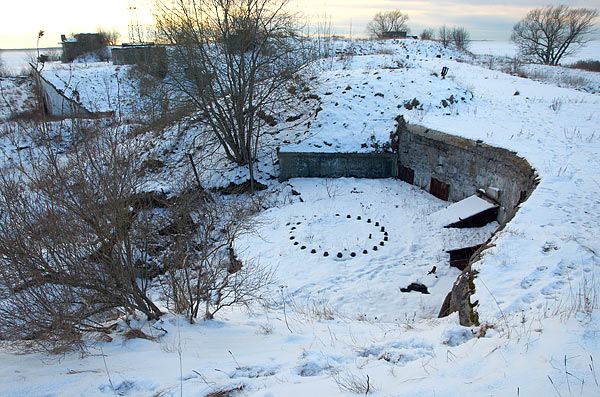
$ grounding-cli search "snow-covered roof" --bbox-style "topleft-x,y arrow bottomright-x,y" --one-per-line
433,194 -> 498,227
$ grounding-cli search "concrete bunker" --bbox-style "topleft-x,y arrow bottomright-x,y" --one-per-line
278,152 -> 397,182
31,67 -> 108,119
60,33 -> 108,63
278,122 -> 538,326
397,124 -> 538,225
112,44 -> 168,78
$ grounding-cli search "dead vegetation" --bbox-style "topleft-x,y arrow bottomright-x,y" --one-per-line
568,59 -> 600,73
0,108 -> 274,351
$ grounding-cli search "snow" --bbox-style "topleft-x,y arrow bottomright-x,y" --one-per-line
40,62 -> 138,114
1,38 -> 600,396
432,194 -> 497,227
236,178 -> 496,322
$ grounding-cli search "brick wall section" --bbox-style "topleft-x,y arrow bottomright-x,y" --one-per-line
278,152 -> 398,182
399,124 -> 538,224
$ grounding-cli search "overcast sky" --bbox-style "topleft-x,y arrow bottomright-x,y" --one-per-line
1,0 -> 599,49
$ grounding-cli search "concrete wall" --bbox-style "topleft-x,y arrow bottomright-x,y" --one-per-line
278,152 -> 398,181
398,124 -> 538,224
32,68 -> 92,118
112,46 -> 167,78
277,124 -> 537,225
61,33 -> 107,63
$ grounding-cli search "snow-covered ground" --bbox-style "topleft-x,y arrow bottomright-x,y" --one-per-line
236,178 -> 497,323
40,61 -> 139,114
1,39 -> 599,396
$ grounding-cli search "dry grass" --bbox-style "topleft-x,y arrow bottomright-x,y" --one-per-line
123,328 -> 156,341
331,369 -> 375,394
568,59 -> 600,73
205,385 -> 244,397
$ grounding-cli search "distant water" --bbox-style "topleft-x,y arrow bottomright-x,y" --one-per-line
0,47 -> 61,74
469,40 -> 600,63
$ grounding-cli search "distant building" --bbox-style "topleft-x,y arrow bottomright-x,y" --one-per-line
60,33 -> 107,62
112,43 -> 168,78
381,31 -> 407,39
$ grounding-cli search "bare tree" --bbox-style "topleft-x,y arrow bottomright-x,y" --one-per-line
438,25 -> 450,48
160,190 -> 273,323
419,28 -> 435,41
511,5 -> 599,65
153,0 -> 312,192
97,27 -> 122,46
450,26 -> 470,50
0,120 -> 163,352
366,10 -> 409,39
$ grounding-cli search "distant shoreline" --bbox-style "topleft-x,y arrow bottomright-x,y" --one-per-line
0,47 -> 61,52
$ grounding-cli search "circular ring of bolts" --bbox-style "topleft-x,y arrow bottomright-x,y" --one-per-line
286,214 -> 389,259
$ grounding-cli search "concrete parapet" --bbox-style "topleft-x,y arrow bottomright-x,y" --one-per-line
112,45 -> 167,78
398,124 -> 538,225
278,151 -> 398,181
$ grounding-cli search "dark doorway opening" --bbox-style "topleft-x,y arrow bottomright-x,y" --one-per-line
447,245 -> 482,271
430,178 -> 450,201
398,166 -> 414,184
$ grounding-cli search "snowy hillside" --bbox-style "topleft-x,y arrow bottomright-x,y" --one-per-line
0,39 -> 599,396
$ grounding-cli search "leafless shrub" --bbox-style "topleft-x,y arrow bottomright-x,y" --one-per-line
419,29 -> 435,41
307,298 -> 335,321
450,26 -> 470,51
565,272 -> 599,318
331,369 -> 375,394
484,55 -> 497,70
159,190 -> 274,323
323,178 -> 339,198
550,97 -> 564,112
501,57 -> 525,77
97,27 -> 121,46
438,25 -> 450,48
126,66 -> 175,125
0,119 -> 163,352
124,328 -> 155,341
568,59 -> 600,72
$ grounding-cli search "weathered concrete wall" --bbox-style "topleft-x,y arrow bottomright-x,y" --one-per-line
277,123 -> 538,327
32,68 -> 92,118
112,46 -> 167,78
278,152 -> 398,181
398,124 -> 538,224
61,33 -> 107,63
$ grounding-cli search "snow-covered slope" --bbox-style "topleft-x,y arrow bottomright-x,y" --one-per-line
1,39 -> 599,396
